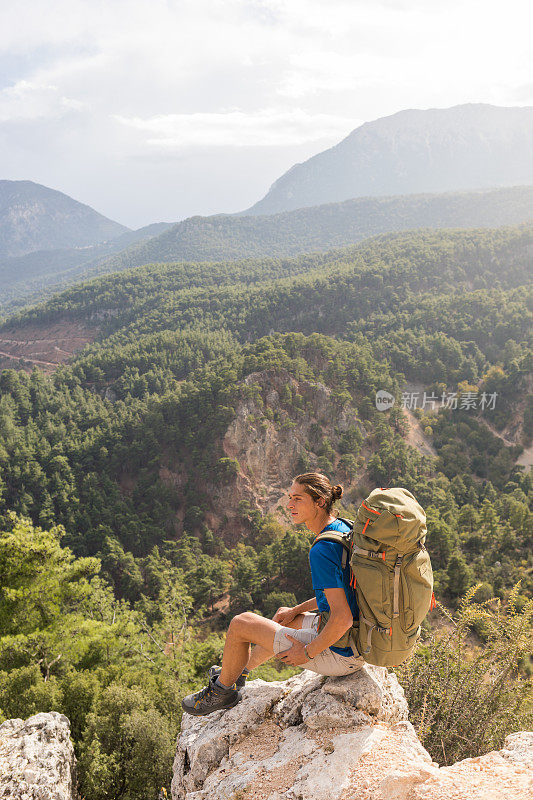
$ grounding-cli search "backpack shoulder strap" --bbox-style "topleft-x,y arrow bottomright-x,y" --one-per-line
336,516 -> 354,529
311,518 -> 354,569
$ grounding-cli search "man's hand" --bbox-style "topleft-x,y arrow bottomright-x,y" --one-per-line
272,606 -> 297,625
277,634 -> 310,666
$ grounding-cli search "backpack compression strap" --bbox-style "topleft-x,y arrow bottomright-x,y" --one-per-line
359,616 -> 392,654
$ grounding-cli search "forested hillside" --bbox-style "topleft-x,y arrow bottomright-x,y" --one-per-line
0,222 -> 531,798
2,185 -> 531,318
93,185 -> 533,272
0,221 -> 173,316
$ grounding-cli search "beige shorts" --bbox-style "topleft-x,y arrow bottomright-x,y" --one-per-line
273,611 -> 365,676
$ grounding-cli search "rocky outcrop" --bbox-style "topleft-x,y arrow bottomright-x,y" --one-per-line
404,731 -> 532,800
156,365 -> 367,544
0,712 -> 76,799
171,668 -> 532,800
172,667 -> 412,800
215,367 -> 366,540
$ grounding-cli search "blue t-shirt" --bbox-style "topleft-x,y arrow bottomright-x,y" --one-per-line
309,518 -> 359,656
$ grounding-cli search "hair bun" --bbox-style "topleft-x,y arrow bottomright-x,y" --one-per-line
333,484 -> 343,500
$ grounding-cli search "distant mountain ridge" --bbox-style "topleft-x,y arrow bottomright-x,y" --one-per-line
245,103 -> 533,215
9,183 -> 533,317
0,180 -> 130,258
0,179 -> 173,316
0,220 -> 174,311
93,185 -> 533,271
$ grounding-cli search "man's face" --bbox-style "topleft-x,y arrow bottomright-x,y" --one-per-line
286,482 -> 322,524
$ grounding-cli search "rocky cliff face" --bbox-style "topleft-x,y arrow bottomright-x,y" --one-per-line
160,363 -> 532,546
221,367 -> 363,509
0,711 -> 76,799
171,668 -> 533,800
159,366 -> 368,545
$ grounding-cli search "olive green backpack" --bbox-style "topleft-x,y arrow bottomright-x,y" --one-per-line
312,487 -> 435,667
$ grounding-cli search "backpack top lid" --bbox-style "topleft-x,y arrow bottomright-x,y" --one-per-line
354,487 -> 427,555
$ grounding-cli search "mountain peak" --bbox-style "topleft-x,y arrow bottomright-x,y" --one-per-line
245,103 -> 533,216
0,179 -> 130,258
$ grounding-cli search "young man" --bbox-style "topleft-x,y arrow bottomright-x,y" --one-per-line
181,473 -> 363,716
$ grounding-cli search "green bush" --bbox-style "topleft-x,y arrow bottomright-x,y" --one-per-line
215,457 -> 241,482
263,591 -> 297,619
77,684 -> 175,800
397,584 -> 533,765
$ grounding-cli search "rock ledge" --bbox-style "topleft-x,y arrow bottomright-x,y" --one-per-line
0,711 -> 76,800
171,667 -> 532,800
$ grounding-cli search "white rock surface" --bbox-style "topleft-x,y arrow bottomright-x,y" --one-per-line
407,731 -> 533,800
172,668 -> 533,800
0,712 -> 76,800
171,666 -> 413,800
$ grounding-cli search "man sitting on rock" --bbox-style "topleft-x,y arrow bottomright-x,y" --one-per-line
181,472 -> 364,716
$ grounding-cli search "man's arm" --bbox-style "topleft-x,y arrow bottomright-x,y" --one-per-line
304,587 -> 353,658
277,587 -> 354,666
292,597 -> 319,615
273,597 -> 318,625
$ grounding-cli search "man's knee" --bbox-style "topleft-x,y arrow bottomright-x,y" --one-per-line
230,611 -> 259,634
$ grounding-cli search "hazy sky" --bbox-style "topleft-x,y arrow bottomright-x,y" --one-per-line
1,0 -> 532,228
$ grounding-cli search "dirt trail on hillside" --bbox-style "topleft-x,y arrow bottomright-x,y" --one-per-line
0,318 -> 99,372
0,349 -> 59,368
478,417 -> 532,470
403,406 -> 438,459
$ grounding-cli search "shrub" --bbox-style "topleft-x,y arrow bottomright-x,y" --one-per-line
397,584 -> 533,765
77,684 -> 175,800
263,591 -> 297,619
215,457 -> 241,482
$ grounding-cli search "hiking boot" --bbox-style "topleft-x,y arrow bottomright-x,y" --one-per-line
181,675 -> 242,716
208,664 -> 247,689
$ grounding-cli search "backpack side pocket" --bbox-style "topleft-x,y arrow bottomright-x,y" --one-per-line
399,551 -> 433,634
352,556 -> 393,657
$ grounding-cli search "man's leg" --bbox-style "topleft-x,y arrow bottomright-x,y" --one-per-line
245,613 -> 306,671
182,612 -> 311,717
218,611 -> 306,686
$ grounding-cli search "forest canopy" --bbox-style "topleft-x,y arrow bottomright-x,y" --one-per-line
0,221 -> 531,798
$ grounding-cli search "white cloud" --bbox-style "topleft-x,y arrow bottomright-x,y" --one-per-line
0,0 -> 532,225
114,108 -> 361,147
3,1 -> 532,121
0,80 -> 86,122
